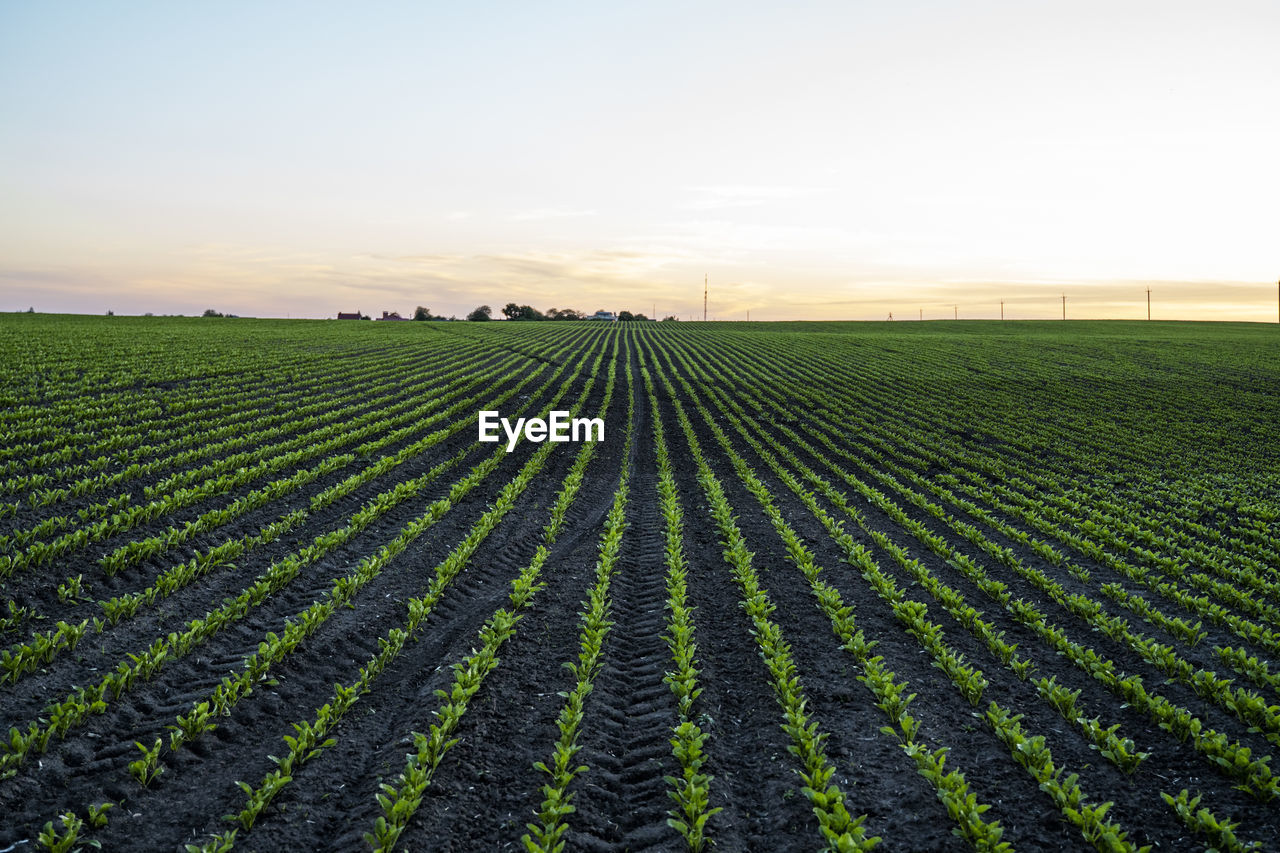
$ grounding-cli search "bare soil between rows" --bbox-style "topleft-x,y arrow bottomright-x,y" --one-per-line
3,325 -> 1276,852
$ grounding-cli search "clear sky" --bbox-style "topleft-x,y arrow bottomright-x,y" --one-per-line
2,1 -> 1277,321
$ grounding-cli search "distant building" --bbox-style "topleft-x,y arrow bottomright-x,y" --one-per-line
337,311 -> 363,320
377,311 -> 411,321
588,310 -> 617,321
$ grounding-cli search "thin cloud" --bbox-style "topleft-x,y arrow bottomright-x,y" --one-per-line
678,185 -> 833,211
509,208 -> 599,221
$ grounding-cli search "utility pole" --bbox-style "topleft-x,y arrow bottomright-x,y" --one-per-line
954,305 -> 958,321
1000,301 -> 1004,321
1062,294 -> 1066,320
1147,288 -> 1151,321
703,274 -> 707,322
919,308 -> 922,321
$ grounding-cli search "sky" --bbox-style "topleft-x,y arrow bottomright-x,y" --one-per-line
2,1 -> 1278,321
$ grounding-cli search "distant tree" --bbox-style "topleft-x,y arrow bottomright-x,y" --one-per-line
413,306 -> 433,321
106,310 -> 114,316
26,307 -> 34,313
547,307 -> 583,321
468,305 -> 493,321
502,303 -> 545,321
360,313 -> 370,320
618,310 -> 635,322
202,309 -> 223,318
632,313 -> 648,321
661,315 -> 678,322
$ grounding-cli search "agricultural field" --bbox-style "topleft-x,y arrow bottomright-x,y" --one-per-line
2,313 -> 1279,852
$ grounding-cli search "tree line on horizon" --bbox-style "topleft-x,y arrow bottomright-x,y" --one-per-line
414,303 -> 678,322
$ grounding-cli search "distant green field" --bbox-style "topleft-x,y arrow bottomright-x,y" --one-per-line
2,313 -> 1278,851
